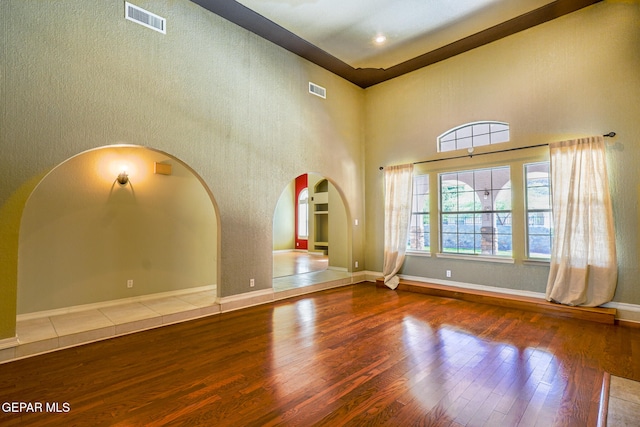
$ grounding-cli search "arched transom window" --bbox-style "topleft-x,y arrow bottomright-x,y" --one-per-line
438,121 -> 510,152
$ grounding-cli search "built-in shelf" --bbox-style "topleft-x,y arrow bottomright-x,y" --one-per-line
313,192 -> 328,204
313,180 -> 330,255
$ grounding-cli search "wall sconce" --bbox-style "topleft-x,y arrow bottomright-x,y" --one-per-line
117,170 -> 129,186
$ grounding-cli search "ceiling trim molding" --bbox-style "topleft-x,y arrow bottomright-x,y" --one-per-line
190,0 -> 602,89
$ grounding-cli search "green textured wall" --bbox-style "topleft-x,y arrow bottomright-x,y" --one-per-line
0,0 -> 365,339
17,146 -> 218,314
273,180 -> 295,251
364,1 -> 640,303
328,180 -> 349,270
2,0 -> 637,342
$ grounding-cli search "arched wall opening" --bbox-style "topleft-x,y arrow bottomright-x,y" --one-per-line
273,172 -> 351,282
17,145 -> 220,315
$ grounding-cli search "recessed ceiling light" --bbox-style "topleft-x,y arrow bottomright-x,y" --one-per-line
374,34 -> 387,44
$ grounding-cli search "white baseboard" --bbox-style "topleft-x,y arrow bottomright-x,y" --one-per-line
602,301 -> 640,325
351,271 -> 367,282
398,273 -> 546,299
363,271 -> 382,282
17,284 -> 217,321
0,336 -> 19,350
272,249 -> 321,253
365,271 -> 640,324
217,273 -> 366,312
217,289 -> 274,313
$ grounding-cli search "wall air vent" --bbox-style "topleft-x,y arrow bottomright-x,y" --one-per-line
125,2 -> 166,34
309,82 -> 326,99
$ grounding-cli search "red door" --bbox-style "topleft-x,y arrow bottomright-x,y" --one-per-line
295,174 -> 308,250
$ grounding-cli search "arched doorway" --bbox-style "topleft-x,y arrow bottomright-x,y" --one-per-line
17,145 -> 220,315
272,173 -> 351,292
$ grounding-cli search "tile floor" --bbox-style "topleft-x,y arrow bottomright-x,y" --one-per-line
273,251 -> 329,277
11,289 -> 220,361
272,250 -> 353,295
2,253 -> 358,364
273,268 -> 352,292
607,375 -> 640,426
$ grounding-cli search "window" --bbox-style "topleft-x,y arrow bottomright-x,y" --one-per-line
440,167 -> 512,256
525,162 -> 552,259
297,188 -> 308,239
408,175 -> 430,252
438,121 -> 510,152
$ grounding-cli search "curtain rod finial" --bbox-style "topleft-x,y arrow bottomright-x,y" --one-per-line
604,131 -> 616,137
379,166 -> 384,170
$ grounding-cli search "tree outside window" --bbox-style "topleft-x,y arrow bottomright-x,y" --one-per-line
525,162 -> 552,259
408,175 -> 430,251
440,167 -> 512,256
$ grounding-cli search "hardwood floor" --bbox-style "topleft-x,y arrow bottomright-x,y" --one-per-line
1,283 -> 639,426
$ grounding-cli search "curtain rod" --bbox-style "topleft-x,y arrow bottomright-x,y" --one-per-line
379,132 -> 616,170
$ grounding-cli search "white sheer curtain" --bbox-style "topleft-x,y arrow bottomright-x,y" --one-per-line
546,136 -> 617,307
382,164 -> 413,290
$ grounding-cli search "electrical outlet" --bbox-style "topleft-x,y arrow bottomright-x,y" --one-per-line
446,270 -> 451,278
355,261 -> 359,268
250,278 -> 255,287
127,279 -> 134,288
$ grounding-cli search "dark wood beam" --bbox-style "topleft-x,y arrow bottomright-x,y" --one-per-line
190,0 -> 602,88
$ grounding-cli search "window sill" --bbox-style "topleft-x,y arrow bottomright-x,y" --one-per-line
436,253 -> 515,264
523,258 -> 550,266
406,251 -> 432,258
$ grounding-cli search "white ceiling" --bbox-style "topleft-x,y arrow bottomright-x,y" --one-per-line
235,0 -> 556,69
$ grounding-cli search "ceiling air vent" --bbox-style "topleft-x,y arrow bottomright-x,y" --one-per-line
125,2 -> 166,34
309,82 -> 326,99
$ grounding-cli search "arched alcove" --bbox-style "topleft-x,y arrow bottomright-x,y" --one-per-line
272,173 -> 351,289
17,145 -> 219,315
